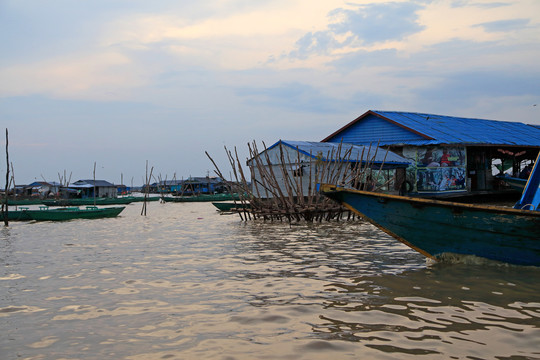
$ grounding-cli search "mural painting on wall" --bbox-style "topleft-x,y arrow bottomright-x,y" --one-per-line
402,146 -> 467,192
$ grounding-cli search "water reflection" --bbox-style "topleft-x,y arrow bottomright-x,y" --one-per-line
314,264 -> 540,358
0,202 -> 539,359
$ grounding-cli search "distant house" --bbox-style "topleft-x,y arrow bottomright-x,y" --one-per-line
322,110 -> 540,195
117,184 -> 130,195
150,180 -> 184,193
147,177 -> 229,194
247,140 -> 411,198
24,181 -> 61,198
180,177 -> 227,195
68,179 -> 117,198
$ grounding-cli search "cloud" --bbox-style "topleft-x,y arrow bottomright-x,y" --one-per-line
474,18 -> 531,32
289,2 -> 425,59
450,1 -> 511,9
416,70 -> 540,101
235,82 -> 343,114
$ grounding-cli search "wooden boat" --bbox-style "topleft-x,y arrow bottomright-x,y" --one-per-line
2,209 -> 33,221
1,198 -> 44,206
496,174 -> 527,191
42,197 -> 135,206
319,183 -> 540,266
25,206 -> 126,221
125,196 -> 161,202
162,193 -> 241,203
212,201 -> 250,211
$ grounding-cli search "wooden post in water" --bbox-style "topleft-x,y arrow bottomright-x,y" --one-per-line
93,162 -> 97,206
3,129 -> 9,226
141,161 -> 153,216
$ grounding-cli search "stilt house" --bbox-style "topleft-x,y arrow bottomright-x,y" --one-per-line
69,179 -> 117,198
247,140 -> 411,199
322,110 -> 540,195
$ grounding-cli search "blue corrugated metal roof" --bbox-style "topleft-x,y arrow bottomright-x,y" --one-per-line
72,179 -> 115,187
266,140 -> 411,165
322,110 -> 540,146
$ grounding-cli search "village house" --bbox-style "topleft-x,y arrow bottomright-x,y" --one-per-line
68,179 -> 117,198
148,177 -> 231,195
322,110 -> 540,196
23,181 -> 61,198
247,140 -> 411,199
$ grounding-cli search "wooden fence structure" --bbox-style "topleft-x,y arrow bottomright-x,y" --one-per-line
206,141 -> 391,222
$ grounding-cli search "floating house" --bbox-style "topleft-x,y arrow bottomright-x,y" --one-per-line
24,181 -> 61,198
247,140 -> 411,199
322,110 -> 540,195
180,177 -> 228,195
68,179 -> 117,198
148,177 -> 230,195
117,184 -> 131,195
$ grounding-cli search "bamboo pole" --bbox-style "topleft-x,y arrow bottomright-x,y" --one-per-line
93,162 -> 97,206
3,129 -> 9,226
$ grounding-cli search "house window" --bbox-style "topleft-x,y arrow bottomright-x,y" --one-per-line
293,166 -> 304,177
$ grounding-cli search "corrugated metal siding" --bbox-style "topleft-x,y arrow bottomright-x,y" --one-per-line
249,140 -> 411,166
280,140 -> 410,164
325,114 -> 426,144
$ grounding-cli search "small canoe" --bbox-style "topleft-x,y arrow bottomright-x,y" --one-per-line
2,209 -> 33,221
125,196 -> 161,202
212,202 -> 250,211
26,206 -> 126,221
162,193 -> 241,203
1,198 -> 44,206
42,197 -> 135,206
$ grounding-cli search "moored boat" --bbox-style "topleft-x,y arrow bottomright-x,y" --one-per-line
2,209 -> 33,221
1,198 -> 44,206
42,197 -> 135,206
162,193 -> 241,203
320,183 -> 540,266
25,206 -> 126,221
211,201 -> 250,211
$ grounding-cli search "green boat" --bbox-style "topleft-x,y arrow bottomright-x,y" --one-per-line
2,209 -> 33,221
25,206 -> 126,221
126,196 -> 161,202
42,197 -> 135,206
162,193 -> 241,203
1,198 -> 44,206
212,201 -> 250,211
320,184 -> 540,266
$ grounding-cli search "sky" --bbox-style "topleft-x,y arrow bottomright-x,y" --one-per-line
1,0 -> 539,186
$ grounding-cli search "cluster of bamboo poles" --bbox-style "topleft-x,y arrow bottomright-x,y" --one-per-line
206,140 -> 390,222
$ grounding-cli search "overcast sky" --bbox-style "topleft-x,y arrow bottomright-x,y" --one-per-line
1,0 -> 539,185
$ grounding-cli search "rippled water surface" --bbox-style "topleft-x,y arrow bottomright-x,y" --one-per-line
1,202 -> 539,359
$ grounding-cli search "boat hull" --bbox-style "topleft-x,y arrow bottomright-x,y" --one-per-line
162,194 -> 241,203
26,206 -> 126,221
321,185 -> 540,266
211,202 -> 250,211
42,198 -> 134,206
2,210 -> 33,221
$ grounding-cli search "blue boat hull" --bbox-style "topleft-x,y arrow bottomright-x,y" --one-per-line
321,185 -> 540,266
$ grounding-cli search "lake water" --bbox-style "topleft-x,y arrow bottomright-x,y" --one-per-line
1,201 -> 539,359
